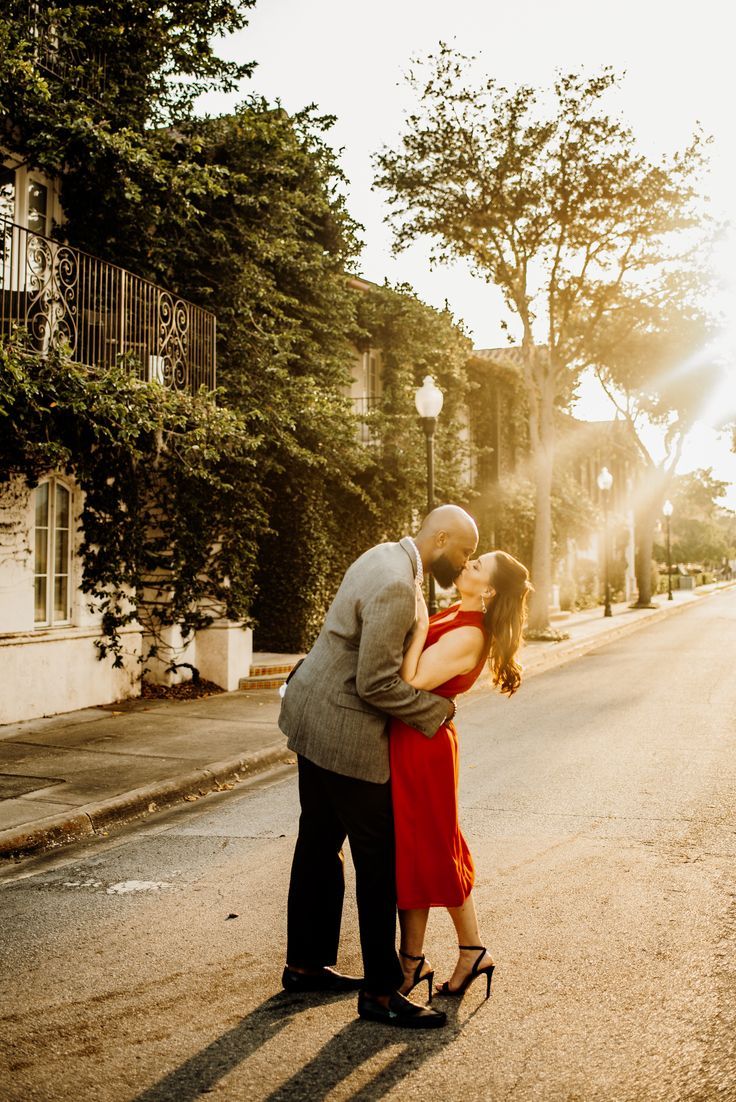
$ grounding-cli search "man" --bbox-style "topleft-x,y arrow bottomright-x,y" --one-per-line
279,505 -> 479,1029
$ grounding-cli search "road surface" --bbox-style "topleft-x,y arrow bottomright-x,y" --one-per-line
2,588 -> 736,1101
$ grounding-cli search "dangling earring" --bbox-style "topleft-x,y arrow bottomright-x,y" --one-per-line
480,595 -> 487,614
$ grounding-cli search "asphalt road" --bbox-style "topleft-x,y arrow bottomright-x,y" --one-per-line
2,588 -> 736,1102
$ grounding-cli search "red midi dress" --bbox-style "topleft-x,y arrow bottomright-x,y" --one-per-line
390,605 -> 488,910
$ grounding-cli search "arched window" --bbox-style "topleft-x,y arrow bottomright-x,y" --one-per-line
34,479 -> 72,625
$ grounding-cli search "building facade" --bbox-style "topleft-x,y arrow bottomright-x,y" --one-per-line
0,144 -> 249,722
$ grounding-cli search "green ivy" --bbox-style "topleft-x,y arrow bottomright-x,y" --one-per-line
0,1 -> 256,282
1,13 -> 482,657
353,281 -> 475,517
0,337 -> 267,668
251,282 -> 478,653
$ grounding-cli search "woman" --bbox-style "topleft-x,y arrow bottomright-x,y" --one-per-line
390,549 -> 531,1001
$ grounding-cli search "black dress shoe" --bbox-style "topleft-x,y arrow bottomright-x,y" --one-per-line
357,990 -> 447,1029
282,966 -> 363,993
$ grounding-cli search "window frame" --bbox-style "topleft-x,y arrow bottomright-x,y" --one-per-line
0,164 -> 16,224
27,177 -> 49,237
0,159 -> 59,236
33,477 -> 74,628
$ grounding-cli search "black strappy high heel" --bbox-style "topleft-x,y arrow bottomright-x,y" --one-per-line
399,949 -> 434,1002
436,945 -> 494,1000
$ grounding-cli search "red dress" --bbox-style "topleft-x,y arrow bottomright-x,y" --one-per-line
390,605 -> 488,910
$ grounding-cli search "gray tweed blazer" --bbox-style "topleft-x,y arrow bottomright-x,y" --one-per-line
278,538 -> 451,783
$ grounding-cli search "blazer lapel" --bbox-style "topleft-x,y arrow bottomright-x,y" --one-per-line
399,537 -> 418,579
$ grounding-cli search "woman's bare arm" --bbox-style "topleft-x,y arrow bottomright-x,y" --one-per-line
403,625 -> 485,691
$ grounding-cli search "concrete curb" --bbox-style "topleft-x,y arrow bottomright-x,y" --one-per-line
0,740 -> 294,862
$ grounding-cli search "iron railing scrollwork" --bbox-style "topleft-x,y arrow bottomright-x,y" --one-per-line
159,292 -> 191,391
26,232 -> 79,356
25,1 -> 108,99
1,217 -> 216,394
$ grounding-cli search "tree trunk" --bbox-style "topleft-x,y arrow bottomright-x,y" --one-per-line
527,376 -> 556,632
633,508 -> 657,606
632,466 -> 669,608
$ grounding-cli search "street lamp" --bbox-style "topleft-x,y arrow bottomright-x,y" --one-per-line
663,499 -> 674,601
415,375 -> 444,614
597,466 -> 613,617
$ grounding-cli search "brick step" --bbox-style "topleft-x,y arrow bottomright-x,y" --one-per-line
239,653 -> 305,692
249,663 -> 295,678
238,674 -> 289,691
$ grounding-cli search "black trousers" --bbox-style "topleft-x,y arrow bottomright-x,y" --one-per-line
286,754 -> 404,996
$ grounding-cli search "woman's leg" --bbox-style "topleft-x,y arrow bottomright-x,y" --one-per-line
444,892 -> 494,990
398,907 -> 431,994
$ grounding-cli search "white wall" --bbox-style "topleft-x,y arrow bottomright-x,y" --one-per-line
0,626 -> 142,725
196,620 -> 253,692
0,475 -> 34,633
141,622 -> 253,691
0,474 -> 142,722
0,476 -> 253,724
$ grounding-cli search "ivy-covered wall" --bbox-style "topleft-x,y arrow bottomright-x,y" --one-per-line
252,282 -> 476,652
0,339 -> 267,666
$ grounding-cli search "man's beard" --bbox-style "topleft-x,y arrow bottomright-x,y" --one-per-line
430,553 -> 463,590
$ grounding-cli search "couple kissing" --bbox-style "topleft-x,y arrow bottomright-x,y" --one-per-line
278,505 -> 531,1029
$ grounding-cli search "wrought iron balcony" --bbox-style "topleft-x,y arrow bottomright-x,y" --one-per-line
24,2 -> 107,99
0,217 -> 216,393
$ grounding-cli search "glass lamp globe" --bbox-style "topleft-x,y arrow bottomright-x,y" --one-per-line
597,466 -> 613,492
414,375 -> 444,419
662,499 -> 674,517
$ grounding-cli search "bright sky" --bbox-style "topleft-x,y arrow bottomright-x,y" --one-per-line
196,0 -> 736,508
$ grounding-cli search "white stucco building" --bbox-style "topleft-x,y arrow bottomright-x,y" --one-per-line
0,151 -> 252,724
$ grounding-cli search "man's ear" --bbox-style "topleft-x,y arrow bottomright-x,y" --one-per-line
435,531 -> 448,548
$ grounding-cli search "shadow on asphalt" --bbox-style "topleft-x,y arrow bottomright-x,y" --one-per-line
131,988 -> 468,1101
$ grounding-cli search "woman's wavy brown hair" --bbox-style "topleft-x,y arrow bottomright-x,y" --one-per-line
483,550 -> 533,697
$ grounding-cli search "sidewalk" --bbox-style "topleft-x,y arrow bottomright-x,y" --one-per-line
2,582 -> 733,863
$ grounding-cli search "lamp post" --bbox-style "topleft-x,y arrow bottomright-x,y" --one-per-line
597,466 -> 613,617
663,499 -> 674,600
415,375 -> 444,614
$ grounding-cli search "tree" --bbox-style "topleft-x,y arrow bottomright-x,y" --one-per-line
157,102 -> 371,650
478,470 -> 596,579
588,298 -> 722,603
0,0 -> 255,280
157,105 -> 478,650
655,468 -> 736,568
674,468 -> 732,519
375,49 -> 711,629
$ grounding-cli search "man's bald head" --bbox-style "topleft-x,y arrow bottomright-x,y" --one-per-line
418,504 -> 478,544
414,505 -> 478,589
